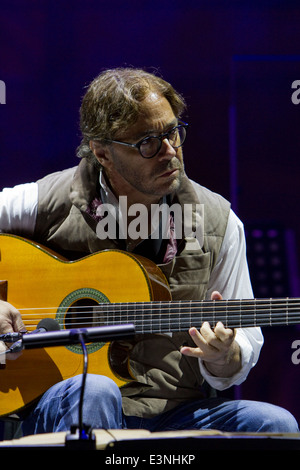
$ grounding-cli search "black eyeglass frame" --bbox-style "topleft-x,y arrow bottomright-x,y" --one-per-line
102,121 -> 188,159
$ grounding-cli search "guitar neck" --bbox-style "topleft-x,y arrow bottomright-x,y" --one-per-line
95,298 -> 300,333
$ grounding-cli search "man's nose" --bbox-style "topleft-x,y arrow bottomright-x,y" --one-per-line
157,138 -> 176,159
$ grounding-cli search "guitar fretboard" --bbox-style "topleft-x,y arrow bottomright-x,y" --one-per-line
93,298 -> 300,333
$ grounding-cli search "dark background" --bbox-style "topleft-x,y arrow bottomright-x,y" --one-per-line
1,0 -> 300,425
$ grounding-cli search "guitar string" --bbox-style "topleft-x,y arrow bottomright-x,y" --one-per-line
16,299 -> 300,314
14,300 -> 300,331
16,301 -> 300,315
18,319 -> 300,331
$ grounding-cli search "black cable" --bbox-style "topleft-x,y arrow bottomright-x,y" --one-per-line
78,332 -> 88,439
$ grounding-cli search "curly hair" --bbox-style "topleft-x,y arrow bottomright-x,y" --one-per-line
76,67 -> 186,162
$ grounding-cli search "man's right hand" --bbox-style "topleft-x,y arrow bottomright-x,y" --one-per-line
0,300 -> 26,360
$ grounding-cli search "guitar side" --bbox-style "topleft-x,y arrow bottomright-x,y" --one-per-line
0,234 -> 171,417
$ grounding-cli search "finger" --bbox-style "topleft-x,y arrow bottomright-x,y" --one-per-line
200,322 -> 233,352
0,302 -> 24,361
0,301 -> 25,334
191,325 -> 211,348
180,344 -> 201,358
211,290 -> 223,301
188,325 -> 219,356
11,311 -> 26,334
214,321 -> 236,340
180,327 -> 207,358
190,323 -> 225,352
180,344 -> 206,359
200,322 -> 220,346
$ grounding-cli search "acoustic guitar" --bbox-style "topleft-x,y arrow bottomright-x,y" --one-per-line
0,233 -> 299,417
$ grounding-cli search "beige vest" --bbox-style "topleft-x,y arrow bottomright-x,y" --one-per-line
33,158 -> 230,418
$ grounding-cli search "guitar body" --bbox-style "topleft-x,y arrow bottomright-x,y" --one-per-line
0,234 -> 171,417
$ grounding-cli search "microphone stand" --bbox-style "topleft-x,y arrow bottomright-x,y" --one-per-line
65,331 -> 96,450
63,325 -> 135,450
10,323 -> 135,450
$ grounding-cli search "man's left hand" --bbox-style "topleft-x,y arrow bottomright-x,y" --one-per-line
180,291 -> 241,377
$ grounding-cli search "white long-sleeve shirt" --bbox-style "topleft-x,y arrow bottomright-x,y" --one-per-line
0,181 -> 264,390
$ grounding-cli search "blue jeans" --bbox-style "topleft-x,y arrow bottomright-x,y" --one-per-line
22,374 -> 299,435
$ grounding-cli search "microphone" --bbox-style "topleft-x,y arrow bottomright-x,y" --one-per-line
21,323 -> 135,349
7,318 -> 61,354
6,320 -> 135,352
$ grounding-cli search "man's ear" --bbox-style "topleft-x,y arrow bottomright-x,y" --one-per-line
89,141 -> 112,168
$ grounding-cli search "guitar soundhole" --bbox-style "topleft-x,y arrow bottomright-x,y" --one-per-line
65,298 -> 100,330
56,288 -> 110,354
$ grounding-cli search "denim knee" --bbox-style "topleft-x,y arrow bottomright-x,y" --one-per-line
236,400 -> 299,433
22,374 -> 123,434
73,374 -> 123,429
80,374 -> 121,402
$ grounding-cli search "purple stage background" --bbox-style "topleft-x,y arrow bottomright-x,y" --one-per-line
1,0 -> 300,424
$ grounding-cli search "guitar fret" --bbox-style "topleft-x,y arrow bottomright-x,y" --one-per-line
140,302 -> 144,334
157,302 -> 161,334
240,300 -> 242,328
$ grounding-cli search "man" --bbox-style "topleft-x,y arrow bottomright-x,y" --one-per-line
0,67 -> 298,435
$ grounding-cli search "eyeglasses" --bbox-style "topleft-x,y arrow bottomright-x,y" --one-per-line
103,122 -> 188,159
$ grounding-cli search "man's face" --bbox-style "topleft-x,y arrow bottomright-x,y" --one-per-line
92,93 -> 185,205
